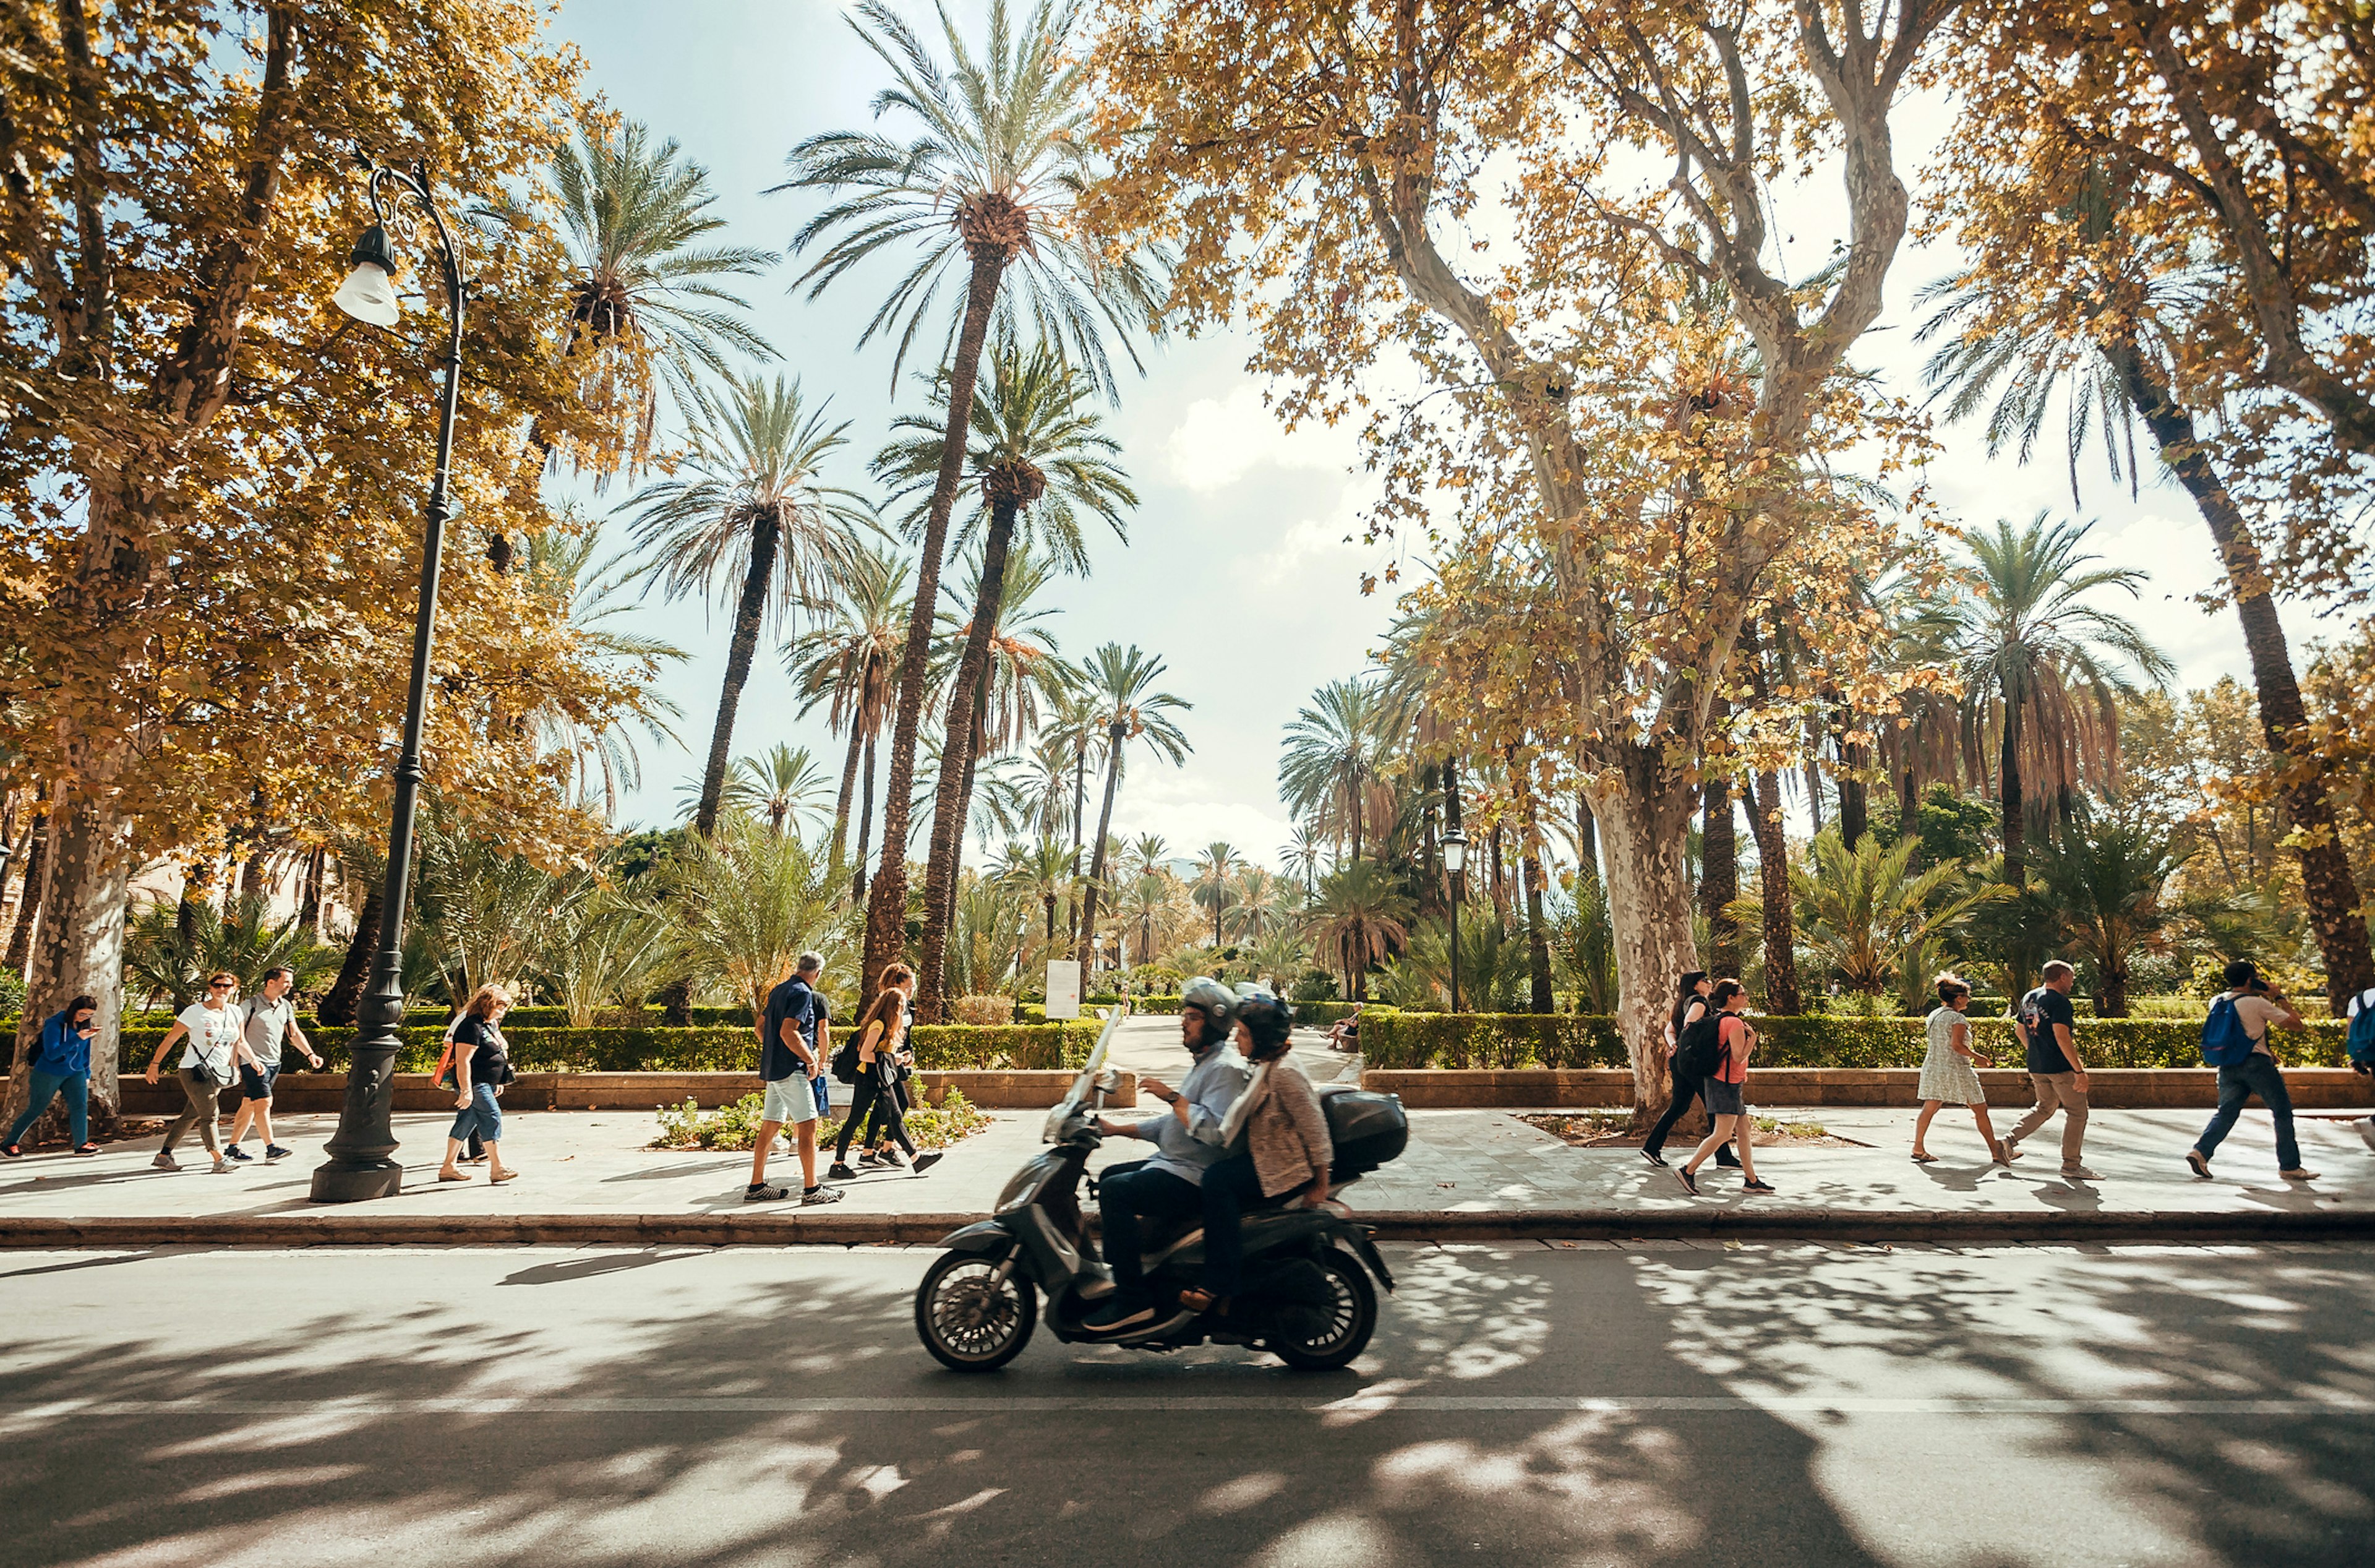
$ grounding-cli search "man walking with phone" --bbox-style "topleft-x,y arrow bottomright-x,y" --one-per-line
2004,960 -> 2098,1181
747,952 -> 843,1206
2187,959 -> 2318,1182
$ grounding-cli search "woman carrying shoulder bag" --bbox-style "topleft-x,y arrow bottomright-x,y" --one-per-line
828,966 -> 941,1180
1676,980 -> 1773,1196
1180,985 -> 1333,1316
439,985 -> 518,1184
144,971 -> 247,1173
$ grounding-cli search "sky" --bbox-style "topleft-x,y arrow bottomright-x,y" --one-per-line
549,1 -> 2319,867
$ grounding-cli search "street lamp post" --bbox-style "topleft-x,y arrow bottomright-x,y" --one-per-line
1442,826 -> 1468,1015
311,158 -> 468,1204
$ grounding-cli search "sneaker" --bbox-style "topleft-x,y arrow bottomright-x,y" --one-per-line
210,1157 -> 230,1174
2280,1168 -> 2320,1181
223,1144 -> 252,1162
1673,1167 -> 1699,1196
1084,1296 -> 1155,1333
1714,1149 -> 1742,1168
858,1148 -> 889,1167
1638,1146 -> 1667,1168
800,1185 -> 846,1206
264,1144 -> 293,1162
152,1151 -> 179,1172
912,1152 -> 944,1174
745,1183 -> 790,1202
2061,1165 -> 2100,1181
827,1161 -> 857,1181
2185,1149 -> 2211,1179
1741,1180 -> 1775,1194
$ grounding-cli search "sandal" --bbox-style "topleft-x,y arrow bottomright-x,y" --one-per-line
1910,1151 -> 1938,1163
72,1143 -> 100,1157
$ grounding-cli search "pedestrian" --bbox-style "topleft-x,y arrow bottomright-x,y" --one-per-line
746,951 -> 844,1205
1326,1001 -> 1364,1053
2186,959 -> 2319,1182
143,971 -> 246,1172
2003,960 -> 2097,1180
1912,973 -> 2014,1166
827,966 -> 941,1180
1641,970 -> 1739,1169
1178,985 -> 1332,1317
2347,985 -> 2375,1153
1675,979 -> 1773,1196
3,993 -> 100,1158
437,984 -> 518,1184
222,966 -> 322,1165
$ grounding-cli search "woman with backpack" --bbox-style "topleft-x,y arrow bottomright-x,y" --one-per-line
827,966 -> 941,1180
1641,971 -> 1737,1170
1912,973 -> 2014,1166
1675,980 -> 1773,1196
3,993 -> 100,1158
437,985 -> 518,1184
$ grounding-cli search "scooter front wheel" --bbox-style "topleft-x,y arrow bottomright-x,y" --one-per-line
915,1249 -> 1038,1373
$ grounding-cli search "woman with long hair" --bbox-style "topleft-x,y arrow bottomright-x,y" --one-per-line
1640,970 -> 1736,1168
439,985 -> 518,1184
4,993 -> 100,1158
1177,985 -> 1333,1317
1676,980 -> 1773,1196
1914,973 -> 2012,1165
828,965 -> 941,1180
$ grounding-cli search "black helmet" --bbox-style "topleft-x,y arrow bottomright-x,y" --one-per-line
1233,983 -> 1294,1056
1180,976 -> 1236,1043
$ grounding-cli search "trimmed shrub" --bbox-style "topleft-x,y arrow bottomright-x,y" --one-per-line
1363,1012 -> 1626,1069
908,1021 -> 1105,1071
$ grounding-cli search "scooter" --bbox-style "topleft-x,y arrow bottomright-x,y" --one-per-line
913,1009 -> 1407,1373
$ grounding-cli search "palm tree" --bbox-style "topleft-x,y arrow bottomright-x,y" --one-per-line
1123,833 -> 1170,883
878,343 -> 1132,1014
1125,870 -> 1171,969
777,0 -> 1167,992
1282,819 -> 1327,895
518,520 -> 686,818
1191,841 -> 1241,946
1789,830 -> 1997,1002
2035,808 -> 2192,1017
549,116 -> 777,481
1074,644 -> 1191,968
1933,514 -> 2174,888
661,816 -> 850,1021
1229,867 -> 1285,944
1305,861 -> 1413,1003
721,743 -> 832,838
1280,678 -> 1394,863
996,835 -> 1077,946
625,374 -> 872,837
785,545 -> 910,891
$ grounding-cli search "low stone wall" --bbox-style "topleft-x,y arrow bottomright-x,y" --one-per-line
1363,1066 -> 2375,1111
96,1068 -> 1131,1116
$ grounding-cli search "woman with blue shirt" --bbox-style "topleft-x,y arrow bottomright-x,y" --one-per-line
4,994 -> 100,1157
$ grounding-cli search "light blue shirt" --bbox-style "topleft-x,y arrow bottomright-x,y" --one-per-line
1133,1043 -> 1247,1187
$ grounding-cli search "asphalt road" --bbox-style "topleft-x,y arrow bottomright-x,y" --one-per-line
3,1241 -> 2371,1567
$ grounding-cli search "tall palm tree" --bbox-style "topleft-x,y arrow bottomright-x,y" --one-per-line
1305,861 -> 1413,1003
518,520 -> 686,819
1125,870 -> 1171,969
1191,841 -> 1241,947
1918,169 -> 2375,1009
785,545 -> 910,890
1282,818 -> 1327,895
549,117 -> 777,481
1123,833 -> 1170,883
996,835 -> 1077,946
722,743 -> 832,838
1933,514 -> 2174,888
1229,867 -> 1284,944
876,345 -> 1134,1014
777,0 -> 1167,993
625,374 -> 872,838
1074,644 -> 1191,968
1280,678 -> 1394,863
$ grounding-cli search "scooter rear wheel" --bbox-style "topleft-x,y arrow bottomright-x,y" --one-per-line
1269,1250 -> 1377,1371
915,1249 -> 1038,1373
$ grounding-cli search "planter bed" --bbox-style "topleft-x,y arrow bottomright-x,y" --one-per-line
1361,1066 -> 2375,1111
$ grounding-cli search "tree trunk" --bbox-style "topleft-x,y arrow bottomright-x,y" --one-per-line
2113,343 -> 2375,1012
693,508 -> 782,838
918,497 -> 1020,1022
1899,768 -> 1921,870
1701,774 -> 1740,979
1805,761 -> 1825,836
6,796 -> 134,1135
315,885 -> 382,1027
1591,767 -> 1701,1125
1489,823 -> 1512,923
1075,726 -> 1126,970
862,244 -> 1012,999
1574,792 -> 1599,886
1523,847 -> 1554,1014
852,730 -> 879,904
1838,719 -> 1868,847
4,811 -> 48,976
298,844 -> 326,940
1999,695 -> 2027,887
829,711 -> 865,872
1749,768 -> 1804,1014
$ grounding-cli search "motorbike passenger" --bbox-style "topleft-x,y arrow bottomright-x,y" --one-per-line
1179,986 -> 1334,1316
1083,977 -> 1249,1334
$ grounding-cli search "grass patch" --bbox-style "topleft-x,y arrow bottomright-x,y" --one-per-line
651,1088 -> 993,1152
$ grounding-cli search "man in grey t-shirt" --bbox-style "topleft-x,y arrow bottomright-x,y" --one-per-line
225,966 -> 321,1165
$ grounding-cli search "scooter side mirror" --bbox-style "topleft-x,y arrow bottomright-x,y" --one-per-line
1094,1066 -> 1121,1095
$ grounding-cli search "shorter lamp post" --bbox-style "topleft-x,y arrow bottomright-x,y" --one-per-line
311,158 -> 468,1204
1441,826 -> 1468,1014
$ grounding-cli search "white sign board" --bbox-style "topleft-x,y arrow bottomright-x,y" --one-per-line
1043,960 -> 1082,1021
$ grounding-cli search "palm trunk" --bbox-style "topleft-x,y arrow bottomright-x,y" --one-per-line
1489,823 -> 1511,923
694,509 -> 782,838
1590,761 -> 1701,1125
1075,726 -> 1126,970
918,496 -> 1020,1021
1574,792 -> 1599,886
2113,343 -> 2375,1011
1999,695 -> 2027,886
1750,768 -> 1803,1014
1523,847 -> 1554,1014
1898,768 -> 1921,870
829,714 -> 865,872
7,795 -> 133,1134
4,810 -> 48,976
852,729 -> 879,904
862,243 -> 1012,997
1701,774 -> 1740,979
1838,718 -> 1868,847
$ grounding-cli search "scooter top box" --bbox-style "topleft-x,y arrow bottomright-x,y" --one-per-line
1317,1086 -> 1407,1176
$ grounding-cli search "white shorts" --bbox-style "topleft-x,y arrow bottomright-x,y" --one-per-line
762,1076 -> 819,1125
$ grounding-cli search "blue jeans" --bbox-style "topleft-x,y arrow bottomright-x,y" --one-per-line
1097,1164 -> 1202,1300
449,1083 -> 503,1144
7,1070 -> 88,1148
2194,1053 -> 2300,1170
1197,1152 -> 1271,1298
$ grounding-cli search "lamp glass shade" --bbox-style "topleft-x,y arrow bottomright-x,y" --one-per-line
1442,835 -> 1466,875
334,260 -> 402,327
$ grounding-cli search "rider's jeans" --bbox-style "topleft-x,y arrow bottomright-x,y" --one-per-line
1099,1165 -> 1202,1297
1197,1152 -> 1269,1298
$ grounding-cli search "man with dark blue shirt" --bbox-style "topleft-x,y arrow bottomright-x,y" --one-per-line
2004,960 -> 2097,1180
748,952 -> 842,1205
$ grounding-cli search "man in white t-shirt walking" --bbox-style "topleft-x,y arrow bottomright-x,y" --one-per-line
223,966 -> 322,1164
2186,959 -> 2317,1181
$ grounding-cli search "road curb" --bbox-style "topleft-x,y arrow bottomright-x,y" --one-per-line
5,1207 -> 2372,1249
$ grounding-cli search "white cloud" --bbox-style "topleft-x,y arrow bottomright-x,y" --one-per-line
1164,383 -> 1361,493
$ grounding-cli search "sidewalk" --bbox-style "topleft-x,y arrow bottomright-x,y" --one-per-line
5,1085 -> 2371,1245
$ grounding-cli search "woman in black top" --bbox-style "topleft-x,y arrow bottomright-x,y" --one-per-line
1640,970 -> 1737,1168
828,966 -> 942,1180
439,985 -> 518,1183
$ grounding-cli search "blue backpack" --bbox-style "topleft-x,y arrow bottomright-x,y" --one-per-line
2200,994 -> 2256,1067
2346,988 -> 2375,1071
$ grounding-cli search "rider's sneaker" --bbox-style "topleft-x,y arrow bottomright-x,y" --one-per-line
1084,1295 -> 1155,1334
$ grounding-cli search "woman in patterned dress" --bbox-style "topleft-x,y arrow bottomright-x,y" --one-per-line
1913,974 -> 2014,1165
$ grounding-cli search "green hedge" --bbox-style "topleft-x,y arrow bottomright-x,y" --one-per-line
1361,1013 -> 2353,1071
908,1021 -> 1105,1071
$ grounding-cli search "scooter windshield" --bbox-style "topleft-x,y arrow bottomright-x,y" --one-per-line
1044,1007 -> 1123,1142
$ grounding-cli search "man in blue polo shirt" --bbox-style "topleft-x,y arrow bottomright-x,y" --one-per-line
747,952 -> 843,1206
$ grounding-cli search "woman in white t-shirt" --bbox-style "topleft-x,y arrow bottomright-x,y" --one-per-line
143,970 -> 249,1173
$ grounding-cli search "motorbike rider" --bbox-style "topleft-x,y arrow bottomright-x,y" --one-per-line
1082,977 -> 1249,1334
